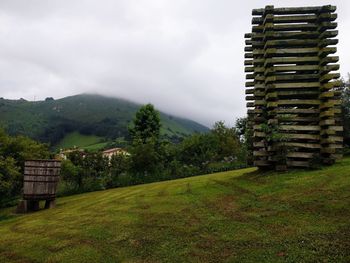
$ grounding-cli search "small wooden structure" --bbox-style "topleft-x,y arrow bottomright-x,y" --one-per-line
17,160 -> 61,213
244,5 -> 343,170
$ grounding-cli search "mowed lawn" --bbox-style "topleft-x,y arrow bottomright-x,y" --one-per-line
1,158 -> 350,262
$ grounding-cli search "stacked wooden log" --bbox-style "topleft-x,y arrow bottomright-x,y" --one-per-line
245,5 -> 342,170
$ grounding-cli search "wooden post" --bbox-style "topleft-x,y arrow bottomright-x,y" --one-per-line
28,200 -> 40,211
45,200 -> 56,209
16,200 -> 28,213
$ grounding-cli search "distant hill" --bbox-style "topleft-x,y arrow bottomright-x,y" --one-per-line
0,94 -> 209,149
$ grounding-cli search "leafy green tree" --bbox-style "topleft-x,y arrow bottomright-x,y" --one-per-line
66,151 -> 109,190
0,129 -> 50,170
340,74 -> 350,148
60,159 -> 82,188
234,117 -> 253,165
178,133 -> 217,171
106,154 -> 130,188
129,137 -> 161,182
129,104 -> 161,143
211,121 -> 241,160
0,129 -> 50,207
0,157 -> 21,206
128,104 -> 163,181
234,117 -> 248,140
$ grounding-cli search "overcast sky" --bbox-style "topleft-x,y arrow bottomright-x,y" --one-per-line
0,0 -> 349,127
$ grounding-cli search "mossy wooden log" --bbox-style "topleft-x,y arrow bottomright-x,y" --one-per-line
286,161 -> 310,167
285,134 -> 320,140
282,142 -> 321,149
245,5 -> 342,169
286,152 -> 315,158
253,151 -> 269,157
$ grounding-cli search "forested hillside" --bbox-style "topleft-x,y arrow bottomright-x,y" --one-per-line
0,94 -> 208,148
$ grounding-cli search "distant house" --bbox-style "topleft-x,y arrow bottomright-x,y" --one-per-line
57,148 -> 84,160
102,148 -> 129,159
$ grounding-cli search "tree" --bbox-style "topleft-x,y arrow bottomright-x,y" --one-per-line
0,134 -> 50,169
66,151 -> 109,190
0,157 -> 21,206
129,104 -> 161,143
234,117 -> 253,165
178,133 -> 216,171
235,117 -> 248,141
128,104 -> 163,180
0,129 -> 50,207
340,74 -> 350,148
211,121 -> 241,160
106,154 -> 129,188
60,159 -> 82,188
129,137 -> 161,182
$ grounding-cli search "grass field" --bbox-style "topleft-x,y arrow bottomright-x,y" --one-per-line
1,158 -> 350,262
55,131 -> 107,151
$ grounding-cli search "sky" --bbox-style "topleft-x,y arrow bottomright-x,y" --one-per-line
0,0 -> 349,127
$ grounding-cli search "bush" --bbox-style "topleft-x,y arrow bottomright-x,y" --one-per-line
0,129 -> 50,208
0,157 -> 21,207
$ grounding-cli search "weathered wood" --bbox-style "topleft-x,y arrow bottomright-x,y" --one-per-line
253,141 -> 265,147
286,160 -> 310,167
253,151 -> 269,157
285,134 -> 320,140
286,152 -> 314,159
320,73 -> 340,83
275,108 -> 319,114
273,24 -> 318,32
265,39 -> 319,48
277,90 -> 319,97
20,160 -> 61,212
265,74 -> 319,83
279,125 -> 320,131
282,142 -> 321,149
264,47 -> 319,57
276,100 -> 321,106
254,160 -> 270,166
45,200 -> 56,209
320,119 -> 335,126
245,88 -> 255,94
321,80 -> 342,90
265,65 -> 319,74
268,82 -> 320,89
253,15 -> 313,24
264,31 -> 320,40
245,5 -> 342,170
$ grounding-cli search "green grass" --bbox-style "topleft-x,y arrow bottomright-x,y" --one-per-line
83,141 -> 110,151
55,131 -> 106,150
1,158 -> 350,262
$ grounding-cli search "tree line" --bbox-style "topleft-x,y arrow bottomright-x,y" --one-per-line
59,104 -> 248,195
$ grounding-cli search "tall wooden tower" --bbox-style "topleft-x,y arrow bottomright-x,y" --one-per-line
244,5 -> 342,169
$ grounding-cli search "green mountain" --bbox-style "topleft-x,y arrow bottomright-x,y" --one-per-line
0,94 -> 209,149
1,158 -> 349,262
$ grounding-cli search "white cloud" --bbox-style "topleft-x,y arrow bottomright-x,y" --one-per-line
0,0 -> 348,127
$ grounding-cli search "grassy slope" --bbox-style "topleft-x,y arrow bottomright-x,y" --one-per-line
54,131 -> 105,150
1,158 -> 350,262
